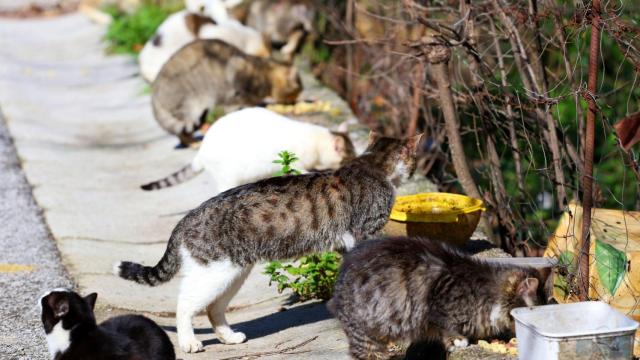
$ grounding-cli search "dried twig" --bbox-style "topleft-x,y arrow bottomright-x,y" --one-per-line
424,39 -> 497,245
217,336 -> 318,360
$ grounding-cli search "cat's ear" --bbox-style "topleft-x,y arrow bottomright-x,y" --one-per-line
84,293 -> 98,311
336,121 -> 349,133
334,134 -> 347,153
517,277 -> 539,305
406,133 -> 424,152
52,296 -> 69,318
368,130 -> 381,145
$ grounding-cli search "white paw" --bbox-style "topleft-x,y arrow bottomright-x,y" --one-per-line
219,331 -> 246,344
446,337 -> 469,352
179,337 -> 204,353
453,338 -> 468,348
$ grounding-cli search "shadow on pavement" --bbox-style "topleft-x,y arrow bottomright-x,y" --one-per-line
162,301 -> 333,346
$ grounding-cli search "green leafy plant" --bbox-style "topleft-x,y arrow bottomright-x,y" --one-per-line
272,150 -> 302,177
264,252 -> 341,301
205,106 -> 226,124
264,150 -> 341,301
105,4 -> 178,55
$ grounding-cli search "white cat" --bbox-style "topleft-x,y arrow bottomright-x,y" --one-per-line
138,10 -> 269,82
184,0 -> 243,21
141,107 -> 355,193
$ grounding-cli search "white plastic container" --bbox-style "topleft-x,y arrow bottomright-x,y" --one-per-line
511,302 -> 638,360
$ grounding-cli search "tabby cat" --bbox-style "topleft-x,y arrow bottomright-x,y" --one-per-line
329,237 -> 545,360
245,0 -> 315,60
116,132 -> 422,353
152,39 -> 301,146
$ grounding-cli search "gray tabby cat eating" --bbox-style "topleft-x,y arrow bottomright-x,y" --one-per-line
152,39 -> 302,146
329,236 -> 545,360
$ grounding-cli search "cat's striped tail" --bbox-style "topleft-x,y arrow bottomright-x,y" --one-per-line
140,158 -> 203,191
114,234 -> 182,286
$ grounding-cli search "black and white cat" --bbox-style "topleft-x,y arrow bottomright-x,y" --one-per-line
40,289 -> 175,360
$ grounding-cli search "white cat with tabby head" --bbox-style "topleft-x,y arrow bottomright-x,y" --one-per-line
141,107 -> 355,193
138,9 -> 269,82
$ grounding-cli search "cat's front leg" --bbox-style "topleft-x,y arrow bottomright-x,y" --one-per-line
443,334 -> 469,352
358,209 -> 392,241
359,220 -> 386,241
334,231 -> 357,254
426,326 -> 469,352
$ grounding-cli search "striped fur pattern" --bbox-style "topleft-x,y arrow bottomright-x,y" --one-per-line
329,237 -> 545,360
115,133 -> 421,353
141,161 -> 203,191
117,224 -> 184,286
120,133 -> 420,274
152,39 -> 301,146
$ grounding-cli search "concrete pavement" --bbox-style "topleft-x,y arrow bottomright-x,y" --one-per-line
0,11 -> 351,359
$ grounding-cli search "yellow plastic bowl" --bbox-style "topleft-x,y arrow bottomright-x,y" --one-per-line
384,193 -> 485,246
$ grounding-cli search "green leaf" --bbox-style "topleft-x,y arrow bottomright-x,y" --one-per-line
595,239 -> 627,296
553,272 -> 571,299
559,251 -> 576,272
286,267 -> 301,275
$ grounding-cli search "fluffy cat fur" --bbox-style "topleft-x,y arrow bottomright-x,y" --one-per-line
40,289 -> 175,360
185,0 -> 243,22
116,132 -> 422,353
141,107 -> 355,192
138,10 -> 270,82
329,237 -> 545,360
152,39 -> 301,146
245,0 -> 315,60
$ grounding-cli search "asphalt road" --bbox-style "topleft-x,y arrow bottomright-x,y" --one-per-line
0,111 -> 73,360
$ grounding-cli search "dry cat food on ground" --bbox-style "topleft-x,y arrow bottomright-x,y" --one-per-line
477,338 -> 518,356
267,101 -> 340,116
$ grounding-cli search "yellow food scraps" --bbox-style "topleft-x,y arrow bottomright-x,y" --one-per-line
0,263 -> 35,273
477,338 -> 517,356
267,101 -> 340,116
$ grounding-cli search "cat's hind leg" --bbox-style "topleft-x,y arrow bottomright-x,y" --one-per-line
343,325 -> 390,360
206,265 -> 253,344
176,256 -> 246,353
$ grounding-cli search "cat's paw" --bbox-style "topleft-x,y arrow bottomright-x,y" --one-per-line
179,338 -> 204,353
445,336 -> 469,352
453,338 -> 468,348
219,331 -> 246,344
